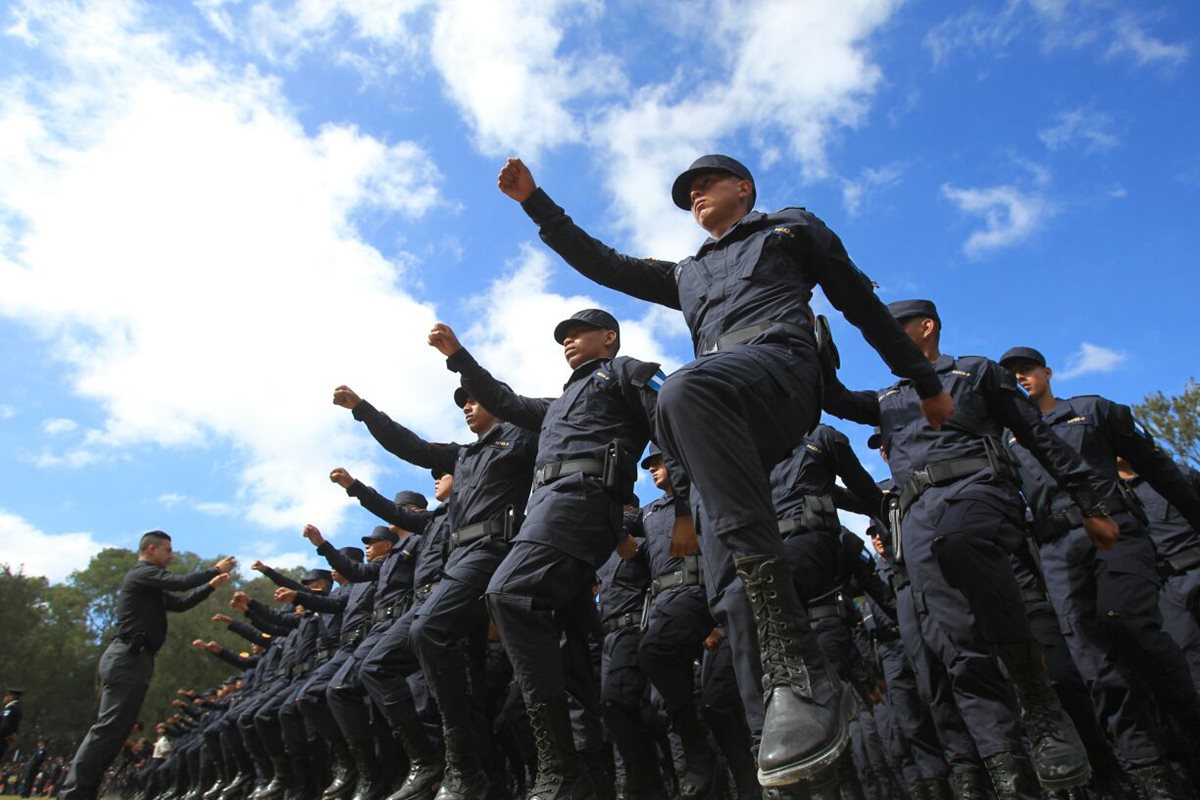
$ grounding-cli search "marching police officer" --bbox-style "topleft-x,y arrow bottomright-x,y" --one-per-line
0,688 -> 23,763
498,154 -> 951,790
822,301 -> 1119,799
60,531 -> 235,800
1000,346 -> 1200,795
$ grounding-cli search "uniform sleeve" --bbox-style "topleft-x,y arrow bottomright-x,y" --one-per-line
446,347 -> 552,432
346,481 -> 432,532
820,367 -> 883,425
351,400 -> 459,475
132,564 -> 221,592
246,599 -> 301,632
827,428 -> 884,515
618,359 -> 692,516
291,588 -> 346,614
227,619 -> 274,647
162,583 -> 215,613
794,215 -> 941,399
317,540 -> 379,583
983,363 -> 1100,511
257,565 -> 307,593
209,647 -> 256,669
522,188 -> 682,310
1103,400 -> 1200,530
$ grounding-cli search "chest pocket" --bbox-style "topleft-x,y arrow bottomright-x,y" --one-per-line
1054,412 -> 1094,452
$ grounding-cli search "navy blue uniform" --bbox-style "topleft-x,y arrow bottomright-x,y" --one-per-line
1128,465 -> 1200,690
824,354 -> 1098,761
1008,394 -> 1200,768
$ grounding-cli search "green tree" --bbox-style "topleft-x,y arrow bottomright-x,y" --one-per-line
1135,378 -> 1200,468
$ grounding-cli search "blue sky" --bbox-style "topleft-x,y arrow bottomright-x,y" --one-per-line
1,0 -> 1196,581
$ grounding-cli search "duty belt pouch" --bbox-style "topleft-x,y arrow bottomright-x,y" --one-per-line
127,632 -> 148,654
801,494 -> 837,532
602,441 -> 635,501
501,505 -> 518,543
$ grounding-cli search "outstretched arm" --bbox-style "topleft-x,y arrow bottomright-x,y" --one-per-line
499,159 -> 682,309
333,386 -> 459,475
430,324 -> 552,431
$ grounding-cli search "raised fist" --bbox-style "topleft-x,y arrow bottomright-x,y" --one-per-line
427,323 -> 463,357
329,467 -> 355,489
497,158 -> 537,203
332,385 -> 362,410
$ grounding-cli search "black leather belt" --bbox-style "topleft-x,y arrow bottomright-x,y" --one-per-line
873,627 -> 901,644
450,516 -> 512,550
532,459 -> 604,489
339,623 -> 367,648
899,448 -> 1019,516
1160,546 -> 1200,579
1020,586 -> 1047,604
702,320 -> 812,354
807,603 -> 843,622
414,581 -> 440,601
602,611 -> 641,634
315,647 -> 333,663
650,556 -> 703,597
371,593 -> 413,625
1031,494 -> 1134,543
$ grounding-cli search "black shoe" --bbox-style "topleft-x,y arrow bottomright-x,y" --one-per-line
386,720 -> 443,800
948,769 -> 987,800
321,741 -> 358,800
996,642 -> 1090,791
736,556 -> 854,787
257,757 -> 293,800
431,727 -> 485,800
525,700 -> 596,800
1129,765 -> 1179,800
347,743 -> 380,800
983,752 -> 1041,800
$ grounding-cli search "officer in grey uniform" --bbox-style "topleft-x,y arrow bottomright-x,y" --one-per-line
822,300 -> 1120,799
60,531 -> 235,800
498,154 -> 951,791
1000,346 -> 1200,796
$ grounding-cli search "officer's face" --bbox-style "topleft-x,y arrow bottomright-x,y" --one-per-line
561,324 -> 617,369
462,396 -> 497,435
434,473 -> 453,502
364,539 -> 393,561
688,172 -> 752,232
1009,361 -> 1051,400
146,540 -> 174,567
646,458 -> 670,490
870,532 -> 885,555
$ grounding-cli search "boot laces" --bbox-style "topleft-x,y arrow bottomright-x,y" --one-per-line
746,571 -> 810,693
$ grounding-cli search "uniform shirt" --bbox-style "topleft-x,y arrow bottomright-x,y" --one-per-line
634,494 -> 688,580
1126,466 -> 1200,560
520,188 -> 941,397
824,354 -> 1098,517
595,552 -> 650,624
350,402 -> 538,550
0,700 -> 20,739
1007,395 -> 1200,529
294,579 -> 376,648
151,736 -> 173,760
246,604 -> 321,668
318,537 -> 420,612
770,423 -> 882,527
114,561 -> 220,653
837,528 -> 895,622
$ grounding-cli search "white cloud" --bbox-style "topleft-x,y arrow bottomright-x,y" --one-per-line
941,182 -> 1054,259
41,417 -> 79,435
0,508 -> 113,582
841,162 -> 907,216
0,0 -> 465,534
1107,15 -> 1189,68
594,0 -> 902,259
1038,108 -> 1119,153
0,404 -> 14,420
235,0 -> 428,67
1056,341 -> 1128,380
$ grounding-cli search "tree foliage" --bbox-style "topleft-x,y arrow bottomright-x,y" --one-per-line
0,552 -> 307,756
1135,378 -> 1200,468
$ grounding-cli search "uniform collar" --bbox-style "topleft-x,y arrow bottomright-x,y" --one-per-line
1042,397 -> 1075,423
696,210 -> 767,255
895,354 -> 953,386
468,422 -> 502,449
564,358 -> 606,389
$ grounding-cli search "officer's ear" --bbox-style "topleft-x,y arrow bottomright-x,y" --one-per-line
602,330 -> 619,352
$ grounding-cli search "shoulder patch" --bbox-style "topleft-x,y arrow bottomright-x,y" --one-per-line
630,361 -> 666,392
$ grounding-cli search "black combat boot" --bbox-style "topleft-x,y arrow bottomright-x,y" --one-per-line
1129,765 -> 1179,800
202,759 -> 229,800
321,739 -> 358,800
257,757 -> 292,800
248,755 -> 276,800
996,642 -> 1090,790
668,706 -> 718,798
219,768 -> 252,800
284,755 -> 312,800
736,556 -> 855,787
346,743 -> 380,800
983,752 -> 1041,800
433,727 -> 488,800
948,769 -> 988,800
386,718 -> 443,800
525,700 -> 596,800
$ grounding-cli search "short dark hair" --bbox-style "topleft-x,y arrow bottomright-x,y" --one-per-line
139,530 -> 172,553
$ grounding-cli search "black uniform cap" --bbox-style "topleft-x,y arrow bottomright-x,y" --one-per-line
671,154 -> 756,211
553,309 -> 620,345
886,299 -> 940,325
454,378 -> 512,409
999,347 -> 1047,369
866,427 -> 882,450
361,525 -> 399,544
640,443 -> 664,470
393,490 -> 428,509
300,568 -> 332,585
338,546 -> 365,563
